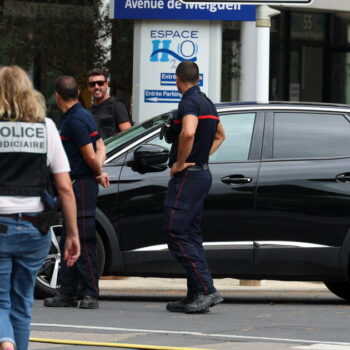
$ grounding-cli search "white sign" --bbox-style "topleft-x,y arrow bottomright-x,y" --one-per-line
132,21 -> 218,122
180,0 -> 312,3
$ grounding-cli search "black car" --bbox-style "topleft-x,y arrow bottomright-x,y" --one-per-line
36,102 -> 350,301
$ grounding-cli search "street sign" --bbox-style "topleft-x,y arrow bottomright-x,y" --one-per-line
180,0 -> 312,3
112,0 -> 256,21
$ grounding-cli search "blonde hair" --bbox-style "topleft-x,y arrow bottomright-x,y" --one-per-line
0,65 -> 46,122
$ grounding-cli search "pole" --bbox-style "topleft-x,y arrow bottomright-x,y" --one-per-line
255,5 -> 280,103
240,21 -> 257,102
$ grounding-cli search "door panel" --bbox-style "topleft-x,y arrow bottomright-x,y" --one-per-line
118,111 -> 263,276
255,111 -> 350,278
205,161 -> 259,275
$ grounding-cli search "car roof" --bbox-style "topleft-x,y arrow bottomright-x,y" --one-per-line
215,101 -> 350,113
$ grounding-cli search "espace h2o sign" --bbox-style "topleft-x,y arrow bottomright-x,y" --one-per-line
180,0 -> 312,3
150,29 -> 199,64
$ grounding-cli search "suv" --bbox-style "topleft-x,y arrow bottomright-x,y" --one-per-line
36,102 -> 350,301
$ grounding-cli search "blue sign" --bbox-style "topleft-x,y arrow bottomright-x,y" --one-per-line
114,0 -> 256,21
145,89 -> 181,103
160,72 -> 203,86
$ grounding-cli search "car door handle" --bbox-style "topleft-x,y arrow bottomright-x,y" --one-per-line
336,173 -> 350,183
221,175 -> 253,185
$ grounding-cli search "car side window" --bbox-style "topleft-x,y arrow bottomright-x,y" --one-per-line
145,112 -> 256,162
146,135 -> 169,148
273,112 -> 350,159
209,113 -> 256,162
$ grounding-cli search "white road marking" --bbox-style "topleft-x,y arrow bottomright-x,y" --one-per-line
293,345 -> 350,350
31,323 -> 350,347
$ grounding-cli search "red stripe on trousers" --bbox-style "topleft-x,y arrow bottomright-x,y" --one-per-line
167,172 -> 209,295
79,179 -> 98,296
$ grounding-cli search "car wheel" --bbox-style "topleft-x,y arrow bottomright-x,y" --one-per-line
324,281 -> 350,301
34,225 -> 106,299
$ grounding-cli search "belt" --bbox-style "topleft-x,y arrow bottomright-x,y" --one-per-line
71,174 -> 93,180
187,164 -> 209,171
0,213 -> 40,225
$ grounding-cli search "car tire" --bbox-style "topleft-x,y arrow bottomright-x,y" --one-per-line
34,225 -> 105,299
324,281 -> 350,301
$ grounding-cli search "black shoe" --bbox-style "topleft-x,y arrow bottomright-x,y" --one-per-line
79,295 -> 99,309
184,291 -> 224,314
166,297 -> 192,313
44,293 -> 78,307
166,296 -> 211,313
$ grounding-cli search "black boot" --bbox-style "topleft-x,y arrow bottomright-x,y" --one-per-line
79,295 -> 99,309
166,297 -> 207,313
44,292 -> 78,307
184,291 -> 223,314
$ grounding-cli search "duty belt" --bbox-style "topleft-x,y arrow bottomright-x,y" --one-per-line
0,213 -> 40,225
187,164 -> 209,171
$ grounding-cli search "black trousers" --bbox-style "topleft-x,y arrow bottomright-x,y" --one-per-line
163,167 -> 216,297
59,175 -> 99,298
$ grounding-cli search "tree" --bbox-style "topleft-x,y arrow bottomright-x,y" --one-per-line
0,0 -> 134,113
0,0 -> 110,84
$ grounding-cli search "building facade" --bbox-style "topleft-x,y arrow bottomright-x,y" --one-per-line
270,1 -> 350,103
223,0 -> 350,104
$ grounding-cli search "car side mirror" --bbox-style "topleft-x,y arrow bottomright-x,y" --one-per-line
134,144 -> 170,166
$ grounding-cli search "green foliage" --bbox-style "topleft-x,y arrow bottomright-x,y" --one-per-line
0,0 -> 110,84
0,1 -> 134,111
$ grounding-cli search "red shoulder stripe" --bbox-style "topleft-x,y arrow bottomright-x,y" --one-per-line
198,115 -> 219,120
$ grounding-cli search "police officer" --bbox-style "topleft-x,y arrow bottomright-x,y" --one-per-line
44,76 -> 109,310
0,66 -> 80,350
164,61 -> 225,314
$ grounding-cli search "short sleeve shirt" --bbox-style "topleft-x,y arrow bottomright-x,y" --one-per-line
60,102 -> 100,176
169,86 -> 219,167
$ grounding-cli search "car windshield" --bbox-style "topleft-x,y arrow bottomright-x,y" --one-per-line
104,113 -> 171,153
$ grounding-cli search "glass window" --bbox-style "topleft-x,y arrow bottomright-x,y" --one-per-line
143,112 -> 256,163
105,113 -> 170,154
146,135 -> 169,148
210,113 -> 256,162
330,52 -> 350,104
273,112 -> 350,159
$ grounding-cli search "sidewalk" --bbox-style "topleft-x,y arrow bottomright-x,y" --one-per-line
99,277 -> 329,298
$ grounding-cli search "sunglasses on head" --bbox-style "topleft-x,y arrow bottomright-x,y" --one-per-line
88,80 -> 106,88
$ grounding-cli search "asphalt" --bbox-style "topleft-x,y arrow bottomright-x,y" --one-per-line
98,277 -> 329,298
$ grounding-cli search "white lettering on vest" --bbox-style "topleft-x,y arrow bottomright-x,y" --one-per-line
0,122 -> 47,154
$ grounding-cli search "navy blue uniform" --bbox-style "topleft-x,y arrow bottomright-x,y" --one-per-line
58,102 -> 100,298
164,86 -> 219,298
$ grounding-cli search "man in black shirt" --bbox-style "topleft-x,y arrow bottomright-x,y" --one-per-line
87,68 -> 132,139
164,61 -> 225,314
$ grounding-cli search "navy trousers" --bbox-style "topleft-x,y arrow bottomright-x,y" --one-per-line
163,167 -> 216,297
59,175 -> 99,298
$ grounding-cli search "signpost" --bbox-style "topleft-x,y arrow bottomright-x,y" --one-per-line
113,0 -> 256,122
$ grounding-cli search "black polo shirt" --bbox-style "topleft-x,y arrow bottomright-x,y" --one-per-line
60,102 -> 100,176
169,86 -> 219,167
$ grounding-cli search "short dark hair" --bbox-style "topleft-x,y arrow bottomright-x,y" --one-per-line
87,68 -> 108,81
55,76 -> 78,101
176,61 -> 199,84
